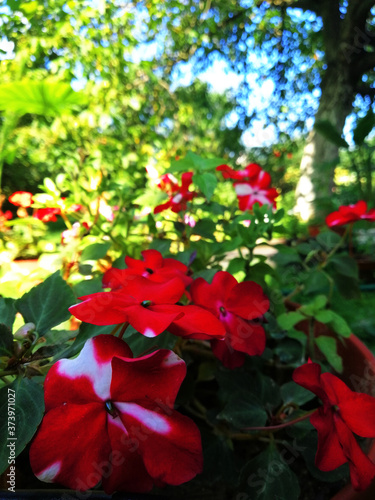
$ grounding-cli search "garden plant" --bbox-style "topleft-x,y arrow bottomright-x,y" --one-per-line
1,155 -> 375,500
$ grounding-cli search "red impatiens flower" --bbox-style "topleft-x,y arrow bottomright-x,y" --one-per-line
190,271 -> 270,369
69,276 -> 225,340
154,172 -> 196,214
103,249 -> 193,290
30,335 -> 203,493
216,163 -> 278,210
293,362 -> 375,490
8,191 -> 34,208
34,207 -> 61,222
326,201 -> 375,227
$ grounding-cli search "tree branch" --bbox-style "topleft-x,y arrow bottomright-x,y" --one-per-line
347,0 -> 375,28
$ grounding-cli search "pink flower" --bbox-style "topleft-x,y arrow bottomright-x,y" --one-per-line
293,362 -> 375,490
103,249 -> 193,290
190,271 -> 270,369
154,172 -> 196,214
217,163 -> 278,210
326,201 -> 375,227
30,335 -> 203,493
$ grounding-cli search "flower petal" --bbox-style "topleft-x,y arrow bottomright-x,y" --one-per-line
101,416 -> 154,494
223,313 -> 266,356
292,362 -> 330,406
334,413 -> 375,490
339,393 -> 375,438
117,400 -> 203,486
226,281 -> 269,319
69,291 -> 134,325
45,335 -> 132,410
310,407 -> 347,471
168,304 -> 226,339
30,403 -> 109,491
111,349 -> 186,406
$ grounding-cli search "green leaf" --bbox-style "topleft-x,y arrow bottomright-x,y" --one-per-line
314,120 -> 349,149
239,444 -> 300,500
0,80 -> 87,116
277,312 -> 305,330
193,172 -> 217,200
193,219 -> 216,239
80,242 -> 111,262
217,392 -> 268,428
302,270 -> 330,296
299,295 -> 327,316
316,231 -> 341,250
16,271 -> 76,335
0,297 -> 16,329
280,381 -> 315,406
124,330 -> 176,357
0,324 -> 13,356
0,378 -> 45,475
329,255 -> 358,279
168,151 -> 225,173
315,336 -> 343,372
353,109 -> 375,146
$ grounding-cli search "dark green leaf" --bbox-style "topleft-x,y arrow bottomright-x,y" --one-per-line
329,255 -> 358,279
314,120 -> 349,148
280,381 -> 315,406
0,298 -> 16,329
0,378 -> 44,475
303,270 -> 330,295
353,110 -> 375,146
16,271 -> 75,335
0,324 -> 13,356
239,444 -> 300,500
316,231 -> 341,250
217,391 -> 268,428
193,218 -> 216,239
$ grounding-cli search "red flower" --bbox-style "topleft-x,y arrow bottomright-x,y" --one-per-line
1,209 -> 12,220
293,362 -> 375,490
9,191 -> 33,208
69,276 -> 225,340
34,207 -> 61,222
326,201 -> 375,227
154,172 -> 196,214
216,163 -> 278,210
30,335 -> 203,493
190,271 -> 270,369
103,249 -> 193,290
157,173 -> 180,195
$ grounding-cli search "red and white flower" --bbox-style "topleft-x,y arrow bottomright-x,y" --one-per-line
190,271 -> 270,369
9,191 -> 34,208
30,335 -> 203,493
217,163 -> 278,210
293,361 -> 375,490
154,172 -> 196,214
326,200 -> 375,227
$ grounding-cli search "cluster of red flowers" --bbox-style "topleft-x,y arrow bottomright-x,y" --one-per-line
8,190 -> 82,222
30,249 -> 270,493
326,200 -> 375,227
216,163 -> 278,211
70,249 -> 269,368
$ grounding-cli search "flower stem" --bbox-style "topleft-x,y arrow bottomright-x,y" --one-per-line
118,322 -> 130,339
241,409 -> 317,432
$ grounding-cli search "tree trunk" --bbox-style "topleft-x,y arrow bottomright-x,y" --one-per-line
294,65 -> 354,222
